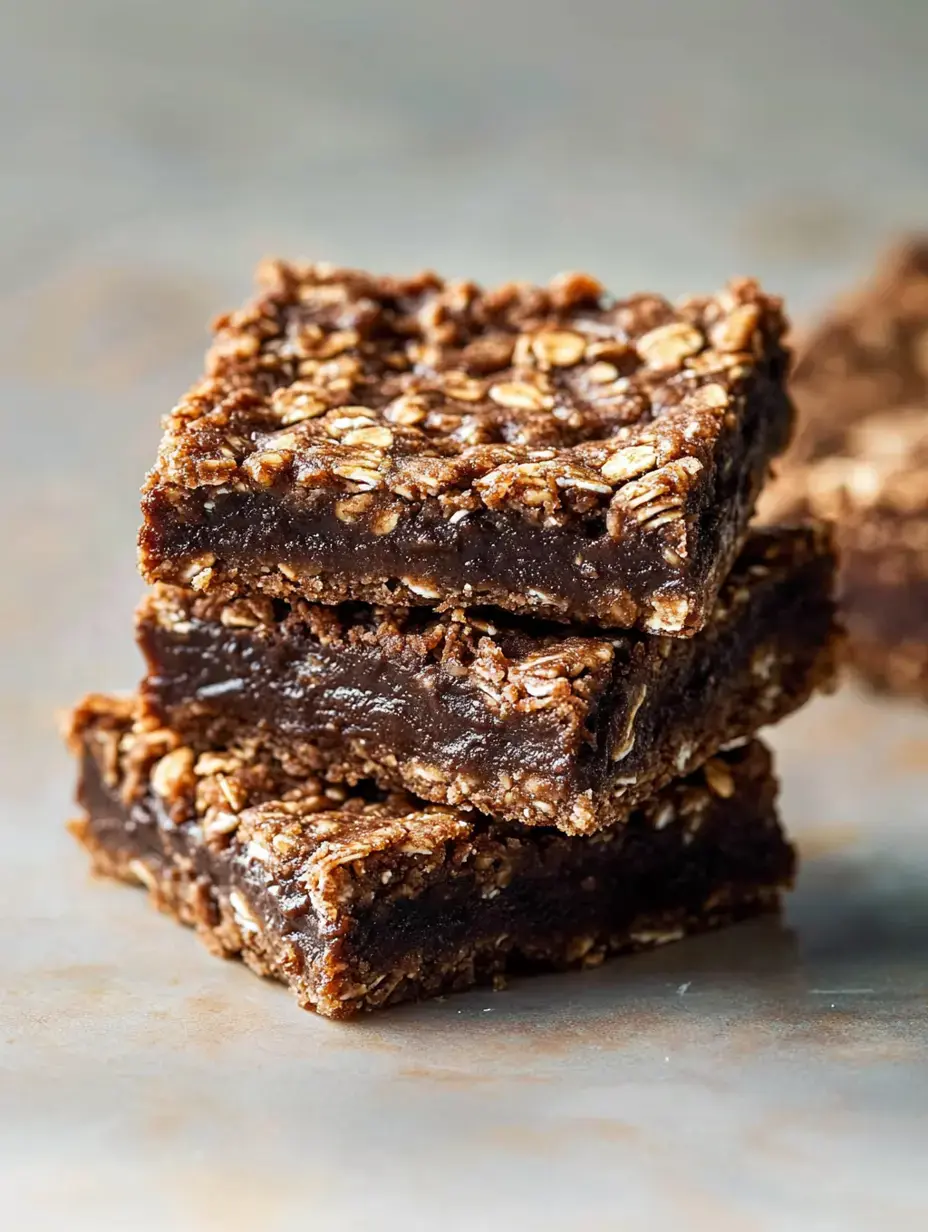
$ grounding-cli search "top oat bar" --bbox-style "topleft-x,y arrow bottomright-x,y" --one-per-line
139,261 -> 793,633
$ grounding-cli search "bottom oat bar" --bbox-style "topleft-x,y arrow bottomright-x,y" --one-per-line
69,695 -> 795,1020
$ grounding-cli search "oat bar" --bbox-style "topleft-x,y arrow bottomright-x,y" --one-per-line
768,241 -> 928,697
137,525 -> 838,835
69,695 -> 794,1020
139,261 -> 793,634
788,239 -> 928,467
775,412 -> 928,698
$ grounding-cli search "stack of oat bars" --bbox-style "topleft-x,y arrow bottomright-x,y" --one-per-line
68,261 -> 840,1018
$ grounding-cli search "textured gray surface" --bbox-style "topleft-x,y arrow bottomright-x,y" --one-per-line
2,2 -> 928,1228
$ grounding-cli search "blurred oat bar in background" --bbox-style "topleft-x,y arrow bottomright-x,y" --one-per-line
768,241 -> 928,698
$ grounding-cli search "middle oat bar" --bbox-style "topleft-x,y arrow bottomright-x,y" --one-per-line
138,524 -> 839,837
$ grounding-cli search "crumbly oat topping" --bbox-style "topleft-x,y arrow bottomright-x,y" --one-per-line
144,262 -> 787,536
